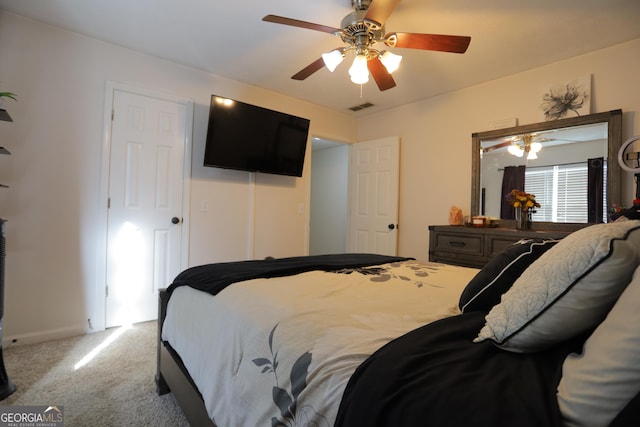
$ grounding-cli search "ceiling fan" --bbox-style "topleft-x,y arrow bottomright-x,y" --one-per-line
262,0 -> 471,91
482,133 -> 582,160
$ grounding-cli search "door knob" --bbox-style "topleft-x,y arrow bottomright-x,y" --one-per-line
171,217 -> 181,224
388,224 -> 396,230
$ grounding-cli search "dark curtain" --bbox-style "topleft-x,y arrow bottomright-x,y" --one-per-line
500,165 -> 526,219
588,157 -> 604,223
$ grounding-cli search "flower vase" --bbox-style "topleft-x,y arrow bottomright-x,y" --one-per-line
514,209 -> 529,230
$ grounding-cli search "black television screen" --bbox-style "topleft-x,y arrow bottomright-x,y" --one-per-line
204,95 -> 311,177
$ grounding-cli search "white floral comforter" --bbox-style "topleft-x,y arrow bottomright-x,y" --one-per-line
162,260 -> 478,427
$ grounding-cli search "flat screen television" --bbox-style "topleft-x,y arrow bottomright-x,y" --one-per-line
203,95 -> 311,177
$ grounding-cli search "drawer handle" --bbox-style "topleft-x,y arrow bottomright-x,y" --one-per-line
448,241 -> 467,247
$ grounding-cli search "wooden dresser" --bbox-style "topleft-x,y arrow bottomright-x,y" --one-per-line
428,225 -> 573,269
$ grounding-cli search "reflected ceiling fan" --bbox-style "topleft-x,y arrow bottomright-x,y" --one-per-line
262,0 -> 471,91
483,134 -> 546,159
482,133 -> 582,160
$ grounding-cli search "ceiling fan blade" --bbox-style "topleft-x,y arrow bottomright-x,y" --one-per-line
262,15 -> 341,35
482,141 -> 512,153
364,0 -> 401,27
385,32 -> 471,53
291,58 -> 326,80
367,57 -> 396,91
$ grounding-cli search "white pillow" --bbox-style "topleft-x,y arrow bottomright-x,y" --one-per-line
557,265 -> 640,427
474,220 -> 640,352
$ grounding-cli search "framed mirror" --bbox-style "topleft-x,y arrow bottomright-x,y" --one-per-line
471,109 -> 622,231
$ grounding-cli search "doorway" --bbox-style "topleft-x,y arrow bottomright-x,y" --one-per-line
99,83 -> 193,329
309,138 -> 349,255
347,136 -> 400,256
309,136 -> 400,256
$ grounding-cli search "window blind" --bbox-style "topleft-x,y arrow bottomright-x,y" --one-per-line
525,162 -> 607,223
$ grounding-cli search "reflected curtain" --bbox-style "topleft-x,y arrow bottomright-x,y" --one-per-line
500,165 -> 526,219
588,157 -> 604,223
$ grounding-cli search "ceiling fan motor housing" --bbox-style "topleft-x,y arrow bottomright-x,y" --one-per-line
341,10 -> 384,50
351,0 -> 372,11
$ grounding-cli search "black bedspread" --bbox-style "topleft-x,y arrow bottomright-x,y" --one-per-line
335,311 -> 586,427
167,253 -> 412,296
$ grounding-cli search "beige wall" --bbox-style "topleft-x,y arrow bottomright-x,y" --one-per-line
356,38 -> 640,259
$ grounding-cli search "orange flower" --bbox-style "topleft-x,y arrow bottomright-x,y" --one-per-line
506,189 -> 540,212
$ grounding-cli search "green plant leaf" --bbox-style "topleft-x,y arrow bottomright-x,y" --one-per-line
0,92 -> 16,101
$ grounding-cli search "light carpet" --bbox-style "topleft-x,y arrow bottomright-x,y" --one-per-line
0,321 -> 189,426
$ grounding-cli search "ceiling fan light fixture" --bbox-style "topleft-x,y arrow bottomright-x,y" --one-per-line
322,49 -> 344,72
508,144 -> 524,157
530,142 -> 542,153
527,151 -> 538,160
349,54 -> 369,84
379,51 -> 402,73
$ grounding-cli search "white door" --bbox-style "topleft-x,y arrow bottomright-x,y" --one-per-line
348,137 -> 400,256
105,89 -> 188,327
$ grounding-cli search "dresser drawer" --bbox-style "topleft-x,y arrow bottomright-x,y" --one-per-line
431,232 -> 483,256
428,225 -> 573,269
428,252 -> 487,269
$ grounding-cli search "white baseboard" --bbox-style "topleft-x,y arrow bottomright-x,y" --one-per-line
3,325 -> 90,347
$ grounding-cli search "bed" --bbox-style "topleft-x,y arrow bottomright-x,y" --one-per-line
156,219 -> 640,427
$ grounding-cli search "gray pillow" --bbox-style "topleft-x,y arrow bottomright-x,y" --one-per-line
558,265 -> 640,427
474,220 -> 640,352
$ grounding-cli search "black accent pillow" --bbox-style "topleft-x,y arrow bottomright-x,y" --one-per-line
459,238 -> 559,313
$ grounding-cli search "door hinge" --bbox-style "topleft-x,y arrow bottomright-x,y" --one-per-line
105,285 -> 109,297
111,109 -> 115,121
107,197 -> 111,209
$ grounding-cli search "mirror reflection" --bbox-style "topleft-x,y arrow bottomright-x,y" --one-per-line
471,110 -> 622,230
481,123 -> 608,222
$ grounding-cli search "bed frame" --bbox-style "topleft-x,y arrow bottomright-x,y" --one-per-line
155,288 -> 216,427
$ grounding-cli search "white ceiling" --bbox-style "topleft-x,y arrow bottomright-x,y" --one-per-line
1,0 -> 639,116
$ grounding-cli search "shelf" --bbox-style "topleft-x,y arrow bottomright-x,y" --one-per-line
0,109 -> 12,122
